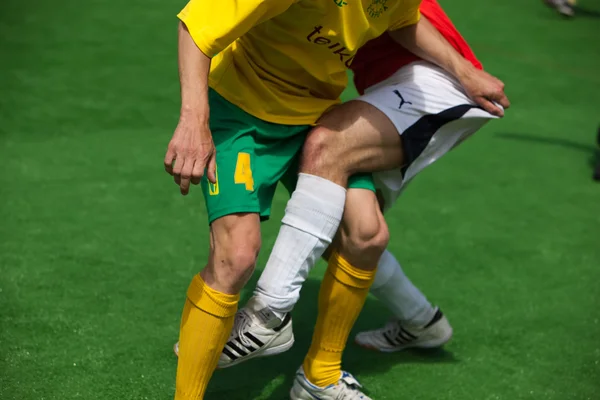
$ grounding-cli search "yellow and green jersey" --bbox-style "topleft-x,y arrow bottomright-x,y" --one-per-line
178,0 -> 421,125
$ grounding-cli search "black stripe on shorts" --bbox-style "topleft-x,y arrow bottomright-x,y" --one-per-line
401,104 -> 478,176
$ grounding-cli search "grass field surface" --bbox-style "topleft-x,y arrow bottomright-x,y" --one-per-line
1,0 -> 599,398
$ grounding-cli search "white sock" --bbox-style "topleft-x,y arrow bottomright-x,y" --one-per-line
254,173 -> 346,316
371,249 -> 436,327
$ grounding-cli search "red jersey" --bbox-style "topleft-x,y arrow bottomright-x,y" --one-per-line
351,0 -> 483,94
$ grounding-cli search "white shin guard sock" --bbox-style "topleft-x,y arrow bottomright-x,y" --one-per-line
254,174 -> 346,316
371,249 -> 436,327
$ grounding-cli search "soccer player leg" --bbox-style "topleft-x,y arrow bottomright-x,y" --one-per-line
356,249 -> 453,352
254,100 -> 405,312
218,102 -> 405,369
175,162 -> 260,400
206,120 -> 309,370
175,89 -> 305,399
175,159 -> 260,399
353,61 -> 500,353
291,186 -> 385,400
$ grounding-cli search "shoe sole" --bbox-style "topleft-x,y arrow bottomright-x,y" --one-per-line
218,334 -> 295,369
173,337 -> 295,369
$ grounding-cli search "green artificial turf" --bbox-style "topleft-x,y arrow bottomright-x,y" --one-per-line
1,0 -> 599,399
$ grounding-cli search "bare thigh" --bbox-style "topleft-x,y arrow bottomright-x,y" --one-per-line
301,100 -> 406,186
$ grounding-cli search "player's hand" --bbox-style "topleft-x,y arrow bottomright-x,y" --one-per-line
457,65 -> 510,117
164,116 -> 217,196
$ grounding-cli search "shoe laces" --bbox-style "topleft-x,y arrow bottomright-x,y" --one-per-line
229,311 -> 247,340
230,309 -> 257,348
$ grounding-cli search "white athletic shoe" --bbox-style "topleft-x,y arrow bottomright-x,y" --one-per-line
172,296 -> 293,368
219,296 -> 294,368
543,0 -> 575,17
355,308 -> 453,353
290,367 -> 372,400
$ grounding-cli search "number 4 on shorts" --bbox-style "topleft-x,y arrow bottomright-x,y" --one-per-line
234,152 -> 254,191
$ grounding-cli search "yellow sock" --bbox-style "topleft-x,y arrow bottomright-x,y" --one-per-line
175,274 -> 239,400
303,251 -> 376,387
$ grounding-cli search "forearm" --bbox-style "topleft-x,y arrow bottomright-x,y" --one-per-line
389,16 -> 473,80
178,21 -> 211,124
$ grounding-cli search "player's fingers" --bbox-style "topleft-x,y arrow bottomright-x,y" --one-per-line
173,156 -> 184,186
164,147 -> 176,175
207,153 -> 217,184
190,159 -> 204,186
497,93 -> 511,110
179,157 -> 194,196
478,97 -> 504,117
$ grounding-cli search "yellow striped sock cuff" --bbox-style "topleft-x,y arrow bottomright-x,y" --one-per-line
186,274 -> 240,318
328,251 -> 377,289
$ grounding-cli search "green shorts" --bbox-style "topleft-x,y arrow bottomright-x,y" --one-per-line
202,89 -> 375,223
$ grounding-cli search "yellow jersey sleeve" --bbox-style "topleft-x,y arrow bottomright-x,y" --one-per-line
388,0 -> 422,31
177,0 -> 296,57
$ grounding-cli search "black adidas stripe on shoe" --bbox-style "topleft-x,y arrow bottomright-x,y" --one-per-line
222,313 -> 292,361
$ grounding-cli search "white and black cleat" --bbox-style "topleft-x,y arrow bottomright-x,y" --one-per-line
355,308 -> 453,353
218,296 -> 294,368
543,0 -> 575,17
172,296 -> 293,369
290,367 -> 372,400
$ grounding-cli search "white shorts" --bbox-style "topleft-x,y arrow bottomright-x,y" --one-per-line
356,61 -> 499,212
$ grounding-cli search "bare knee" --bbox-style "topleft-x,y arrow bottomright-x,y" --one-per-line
300,126 -> 348,184
205,213 -> 261,294
338,212 -> 389,270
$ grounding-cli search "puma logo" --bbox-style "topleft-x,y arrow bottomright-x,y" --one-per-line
393,90 -> 412,109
